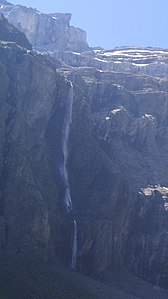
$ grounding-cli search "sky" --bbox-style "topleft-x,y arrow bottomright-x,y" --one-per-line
10,0 -> 168,50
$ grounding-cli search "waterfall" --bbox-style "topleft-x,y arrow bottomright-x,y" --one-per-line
61,82 -> 73,212
71,220 -> 77,270
60,82 -> 78,270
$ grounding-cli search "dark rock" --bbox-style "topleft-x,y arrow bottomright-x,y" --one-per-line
0,42 -> 74,265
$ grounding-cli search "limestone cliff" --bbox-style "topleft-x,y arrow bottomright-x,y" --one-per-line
0,1 -> 89,52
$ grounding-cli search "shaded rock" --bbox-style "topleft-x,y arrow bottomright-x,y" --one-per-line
0,217 -> 6,248
124,187 -> 168,288
0,41 -> 74,264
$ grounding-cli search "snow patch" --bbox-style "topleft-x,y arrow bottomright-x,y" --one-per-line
132,63 -> 149,67
94,57 -> 107,62
111,108 -> 122,115
143,113 -> 155,120
100,49 -> 168,62
72,52 -> 81,55
102,51 -> 122,57
94,50 -> 102,53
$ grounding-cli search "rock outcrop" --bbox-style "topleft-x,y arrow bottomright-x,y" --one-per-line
0,1 -> 89,52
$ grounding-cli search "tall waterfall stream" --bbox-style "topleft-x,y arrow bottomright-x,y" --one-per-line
61,82 -> 77,270
71,219 -> 77,270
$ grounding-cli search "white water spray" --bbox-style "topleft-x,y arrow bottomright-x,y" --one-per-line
61,82 -> 73,212
71,219 -> 77,270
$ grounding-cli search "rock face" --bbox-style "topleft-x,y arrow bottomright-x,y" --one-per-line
56,47 -> 168,289
73,61 -> 168,290
0,41 -> 75,263
1,5 -> 168,299
0,1 -> 89,52
53,47 -> 168,77
0,12 -> 32,49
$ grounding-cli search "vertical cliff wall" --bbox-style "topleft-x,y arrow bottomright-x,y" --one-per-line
0,41 -> 77,266
0,1 -> 89,52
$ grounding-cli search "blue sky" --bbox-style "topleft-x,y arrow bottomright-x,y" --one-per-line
11,0 -> 168,50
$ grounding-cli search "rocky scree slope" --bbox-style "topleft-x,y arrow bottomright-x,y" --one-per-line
1,3 -> 168,298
